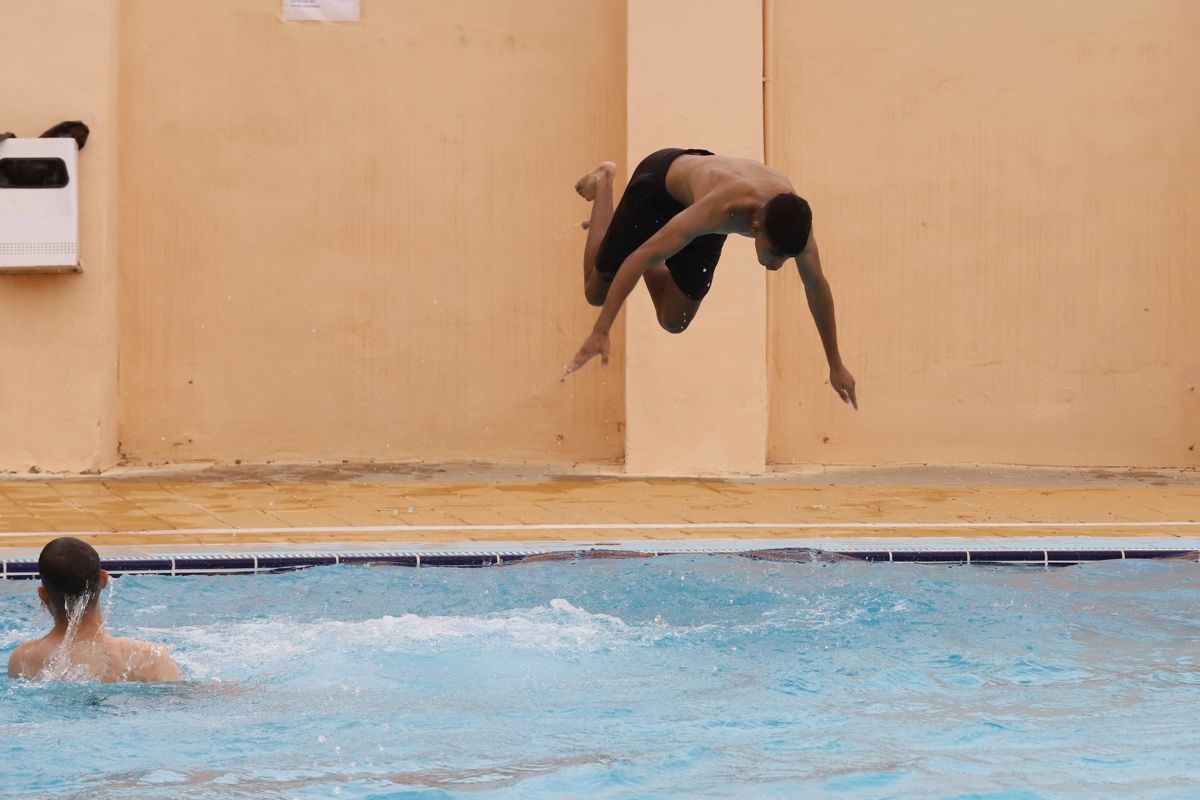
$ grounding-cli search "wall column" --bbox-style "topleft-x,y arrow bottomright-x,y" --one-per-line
623,0 -> 767,475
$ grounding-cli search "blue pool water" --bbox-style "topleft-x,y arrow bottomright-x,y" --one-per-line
1,556 -> 1197,799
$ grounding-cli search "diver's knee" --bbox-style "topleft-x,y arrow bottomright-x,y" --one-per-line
585,289 -> 607,307
658,316 -> 690,334
585,274 -> 611,307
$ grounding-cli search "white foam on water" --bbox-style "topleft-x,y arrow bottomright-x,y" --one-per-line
0,627 -> 35,649
148,598 -> 682,678
0,594 -> 44,648
153,591 -> 912,680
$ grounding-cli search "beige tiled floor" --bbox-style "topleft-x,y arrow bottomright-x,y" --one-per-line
0,466 -> 1198,552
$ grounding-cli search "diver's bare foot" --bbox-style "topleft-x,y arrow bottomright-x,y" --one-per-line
574,161 -> 616,201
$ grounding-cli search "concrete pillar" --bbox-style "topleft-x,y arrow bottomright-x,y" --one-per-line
623,0 -> 767,475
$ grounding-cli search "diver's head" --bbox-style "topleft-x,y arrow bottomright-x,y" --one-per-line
752,193 -> 812,270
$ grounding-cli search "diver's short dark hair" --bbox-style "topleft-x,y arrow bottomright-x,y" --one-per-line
38,537 -> 102,618
762,193 -> 812,256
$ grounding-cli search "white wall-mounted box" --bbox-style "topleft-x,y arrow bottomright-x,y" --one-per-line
0,138 -> 80,273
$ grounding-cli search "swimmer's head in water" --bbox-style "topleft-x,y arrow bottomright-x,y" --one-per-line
38,536 -> 103,621
755,193 -> 812,270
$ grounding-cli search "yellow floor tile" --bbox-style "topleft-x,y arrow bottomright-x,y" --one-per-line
0,472 -> 1195,552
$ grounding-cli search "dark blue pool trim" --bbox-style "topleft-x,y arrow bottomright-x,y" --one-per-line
0,547 -> 1196,579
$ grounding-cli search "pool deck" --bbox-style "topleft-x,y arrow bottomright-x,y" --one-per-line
0,463 -> 1197,560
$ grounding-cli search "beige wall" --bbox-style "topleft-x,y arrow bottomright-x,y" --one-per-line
116,0 -> 625,465
0,1 -> 120,472
2,1 -> 1196,474
768,0 -> 1200,468
624,0 -> 767,475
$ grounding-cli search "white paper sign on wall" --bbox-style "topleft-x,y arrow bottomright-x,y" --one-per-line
282,0 -> 360,22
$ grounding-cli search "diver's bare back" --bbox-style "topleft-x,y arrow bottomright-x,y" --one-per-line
665,154 -> 795,234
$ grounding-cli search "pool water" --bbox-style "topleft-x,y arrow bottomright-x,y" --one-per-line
1,556 -> 1197,799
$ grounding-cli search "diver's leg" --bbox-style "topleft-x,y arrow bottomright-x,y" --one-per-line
575,162 -> 617,306
642,265 -> 703,333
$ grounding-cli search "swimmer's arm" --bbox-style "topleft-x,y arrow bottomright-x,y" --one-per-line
592,197 -> 729,335
564,199 -> 729,376
564,201 -> 723,375
593,227 -> 687,332
796,235 -> 857,409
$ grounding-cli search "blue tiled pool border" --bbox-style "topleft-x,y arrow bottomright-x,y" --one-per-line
1,545 -> 1196,579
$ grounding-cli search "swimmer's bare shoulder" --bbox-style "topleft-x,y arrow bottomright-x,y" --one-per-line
116,637 -> 182,683
7,639 -> 41,679
8,637 -> 179,682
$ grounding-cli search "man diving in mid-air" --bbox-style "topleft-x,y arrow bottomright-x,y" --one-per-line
564,148 -> 857,411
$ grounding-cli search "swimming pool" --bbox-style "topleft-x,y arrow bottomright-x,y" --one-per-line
2,556 -> 1197,798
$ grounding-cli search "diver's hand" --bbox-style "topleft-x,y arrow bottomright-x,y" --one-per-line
563,330 -> 610,377
830,363 -> 857,409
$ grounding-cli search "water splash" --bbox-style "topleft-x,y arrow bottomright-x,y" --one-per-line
39,589 -> 95,682
103,572 -> 117,621
157,598 -> 688,680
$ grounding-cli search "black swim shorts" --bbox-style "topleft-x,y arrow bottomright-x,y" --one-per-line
594,148 -> 727,302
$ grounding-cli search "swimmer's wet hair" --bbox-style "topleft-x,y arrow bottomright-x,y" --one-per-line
763,193 -> 813,256
38,536 -> 102,618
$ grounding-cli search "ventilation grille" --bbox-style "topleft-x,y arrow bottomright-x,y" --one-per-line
0,242 -> 77,257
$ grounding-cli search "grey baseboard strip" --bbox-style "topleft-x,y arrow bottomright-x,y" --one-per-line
1,545 -> 1196,579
